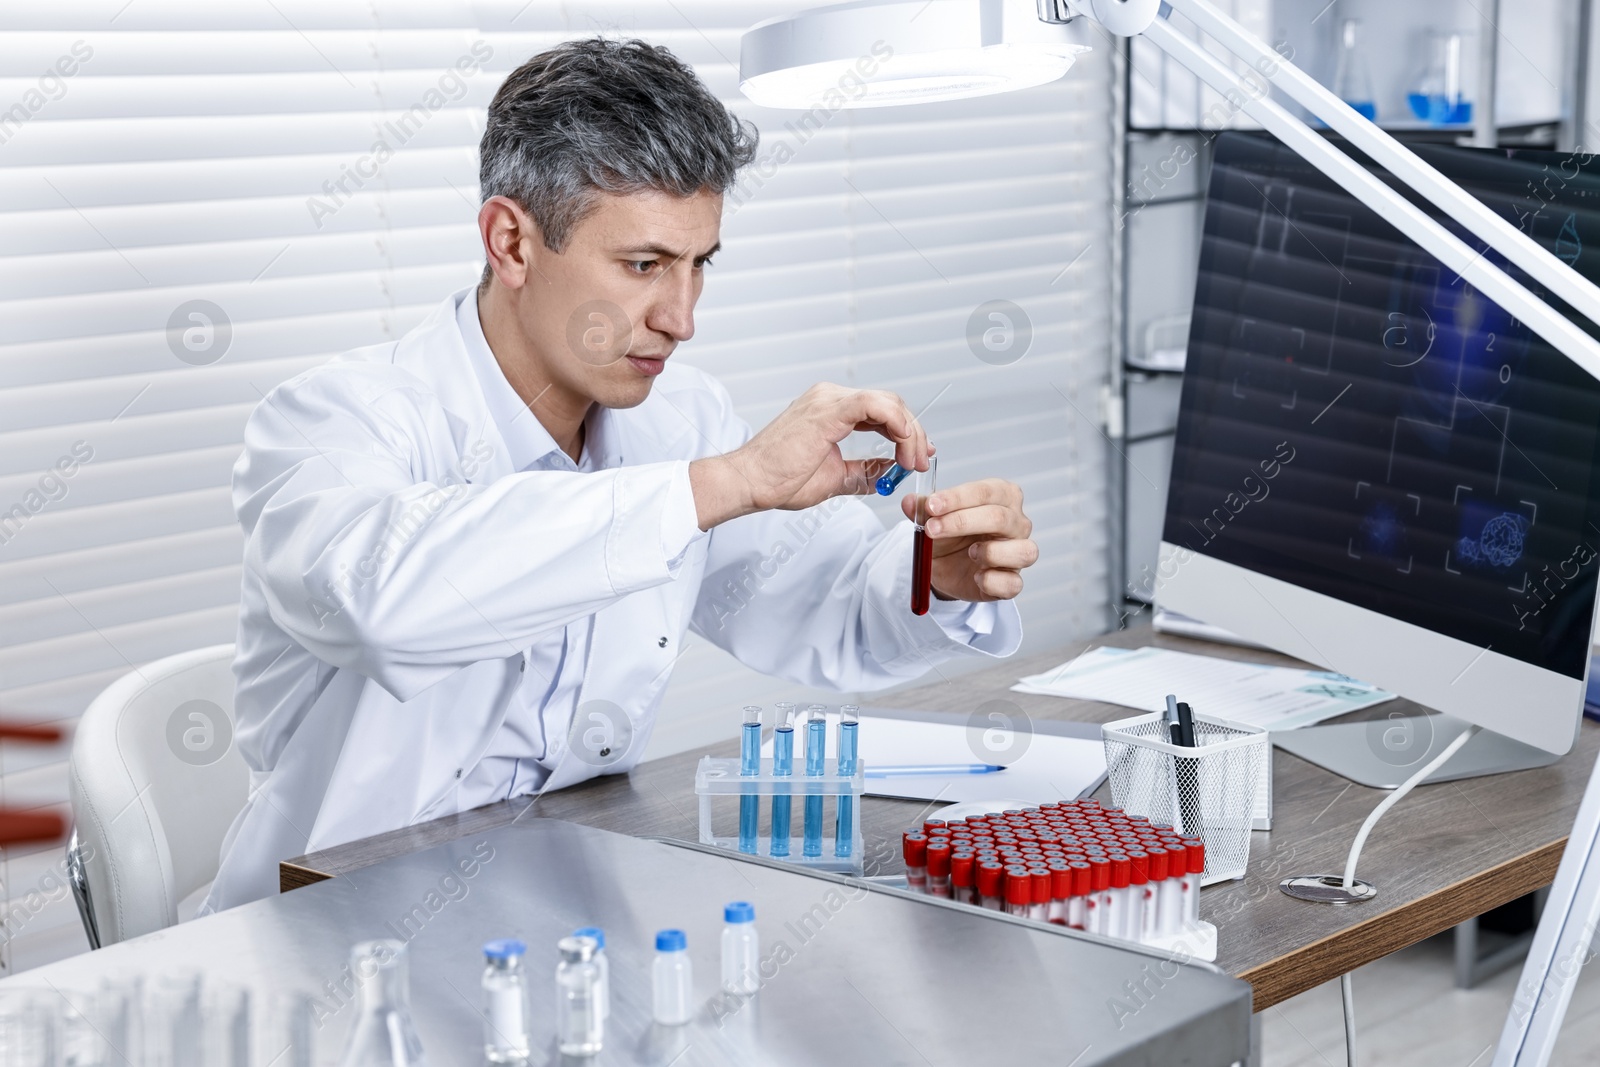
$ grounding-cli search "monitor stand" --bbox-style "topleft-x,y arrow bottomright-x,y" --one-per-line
1272,714 -> 1560,789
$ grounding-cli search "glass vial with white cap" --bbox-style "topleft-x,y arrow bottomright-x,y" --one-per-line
555,936 -> 603,1057
572,927 -> 609,1021
720,902 -> 760,995
481,939 -> 529,1064
651,929 -> 694,1025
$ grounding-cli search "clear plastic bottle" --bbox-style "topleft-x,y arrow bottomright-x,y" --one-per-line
481,939 -> 530,1064
651,929 -> 694,1025
720,901 -> 760,995
555,936 -> 604,1057
337,940 -> 428,1067
572,927 -> 609,1022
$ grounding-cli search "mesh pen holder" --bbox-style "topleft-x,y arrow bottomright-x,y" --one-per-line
695,756 -> 865,875
1102,712 -> 1267,886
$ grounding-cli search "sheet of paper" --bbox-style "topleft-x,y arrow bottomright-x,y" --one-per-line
1012,645 -> 1395,732
762,711 -> 1107,805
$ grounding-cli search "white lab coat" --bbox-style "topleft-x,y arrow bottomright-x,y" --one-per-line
200,288 -> 1022,913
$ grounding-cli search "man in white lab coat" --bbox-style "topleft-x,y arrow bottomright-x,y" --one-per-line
201,39 -> 1037,913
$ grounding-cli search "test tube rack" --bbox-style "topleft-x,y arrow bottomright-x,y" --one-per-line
695,756 -> 866,875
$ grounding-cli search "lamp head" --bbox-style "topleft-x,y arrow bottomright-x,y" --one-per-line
739,0 -> 1103,110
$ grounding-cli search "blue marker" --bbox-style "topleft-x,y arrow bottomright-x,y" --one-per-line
803,706 -> 826,858
875,463 -> 911,496
835,705 -> 859,858
864,763 -> 1007,778
738,706 -> 761,855
770,703 -> 795,858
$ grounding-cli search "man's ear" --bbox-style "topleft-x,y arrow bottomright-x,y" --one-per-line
479,195 -> 544,290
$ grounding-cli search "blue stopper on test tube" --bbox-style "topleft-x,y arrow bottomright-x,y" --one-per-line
803,707 -> 826,858
770,703 -> 795,858
875,463 -> 911,496
738,706 -> 761,855
835,706 -> 858,858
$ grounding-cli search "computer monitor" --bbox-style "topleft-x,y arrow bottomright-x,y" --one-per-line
1156,131 -> 1600,763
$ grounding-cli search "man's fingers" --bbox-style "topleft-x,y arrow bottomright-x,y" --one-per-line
975,568 -> 1024,600
845,389 -> 929,472
969,538 -> 1039,570
925,503 -> 1030,540
926,477 -> 1021,518
838,459 -> 880,496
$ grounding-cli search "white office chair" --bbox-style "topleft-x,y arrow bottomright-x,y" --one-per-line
66,644 -> 247,948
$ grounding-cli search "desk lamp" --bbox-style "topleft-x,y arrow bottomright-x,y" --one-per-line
741,2 -> 1600,1063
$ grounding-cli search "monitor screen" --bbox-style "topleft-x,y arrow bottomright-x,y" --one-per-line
1165,132 -> 1600,681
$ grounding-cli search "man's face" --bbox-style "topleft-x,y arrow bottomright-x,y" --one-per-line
518,188 -> 722,410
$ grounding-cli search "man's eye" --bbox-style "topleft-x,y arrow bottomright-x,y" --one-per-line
628,260 -> 657,274
695,256 -> 715,269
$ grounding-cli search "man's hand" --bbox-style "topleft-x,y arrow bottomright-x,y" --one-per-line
901,478 -> 1037,602
690,384 -> 930,530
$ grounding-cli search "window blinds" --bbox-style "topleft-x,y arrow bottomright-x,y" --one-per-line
0,0 -> 1113,971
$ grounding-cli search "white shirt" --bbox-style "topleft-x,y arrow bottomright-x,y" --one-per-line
200,287 -> 1022,914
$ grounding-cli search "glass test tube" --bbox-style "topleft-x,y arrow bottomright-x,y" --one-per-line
911,457 -> 937,615
803,706 -> 826,858
770,703 -> 795,858
834,705 -> 859,858
738,706 -> 761,855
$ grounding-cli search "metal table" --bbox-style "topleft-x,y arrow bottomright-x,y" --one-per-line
12,819 -> 1251,1066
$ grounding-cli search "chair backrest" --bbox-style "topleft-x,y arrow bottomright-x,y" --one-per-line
68,644 -> 246,945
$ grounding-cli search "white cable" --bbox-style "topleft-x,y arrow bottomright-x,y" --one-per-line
1343,725 -> 1480,889
1342,973 -> 1358,1067
1337,723 -> 1480,1067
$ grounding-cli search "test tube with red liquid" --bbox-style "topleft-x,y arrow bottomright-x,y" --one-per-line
910,457 -> 937,615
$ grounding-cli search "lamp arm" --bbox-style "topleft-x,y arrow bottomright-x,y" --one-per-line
1136,13 -> 1600,385
1165,0 -> 1600,329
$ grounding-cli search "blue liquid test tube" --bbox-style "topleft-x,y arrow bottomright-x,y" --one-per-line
738,706 -> 761,855
875,462 -> 911,496
835,705 -> 859,858
770,702 -> 795,858
803,706 -> 826,858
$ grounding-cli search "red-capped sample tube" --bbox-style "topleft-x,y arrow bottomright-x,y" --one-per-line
977,862 -> 1005,911
903,831 -> 928,892
910,457 -> 937,615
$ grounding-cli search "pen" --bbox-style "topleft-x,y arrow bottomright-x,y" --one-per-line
1176,700 -> 1196,748
865,763 -> 1007,778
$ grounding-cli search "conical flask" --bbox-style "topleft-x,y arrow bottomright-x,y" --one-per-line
338,940 -> 430,1067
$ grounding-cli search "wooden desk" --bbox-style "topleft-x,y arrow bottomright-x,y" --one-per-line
283,625 -> 1599,1011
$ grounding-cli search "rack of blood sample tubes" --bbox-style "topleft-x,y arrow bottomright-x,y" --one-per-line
696,705 -> 866,875
900,799 -> 1219,961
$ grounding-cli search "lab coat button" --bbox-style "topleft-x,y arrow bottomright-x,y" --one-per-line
658,636 -> 668,647
455,768 -> 462,779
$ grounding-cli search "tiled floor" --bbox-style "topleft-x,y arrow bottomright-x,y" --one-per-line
1261,932 -> 1600,1066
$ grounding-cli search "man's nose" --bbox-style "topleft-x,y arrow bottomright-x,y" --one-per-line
644,266 -> 697,342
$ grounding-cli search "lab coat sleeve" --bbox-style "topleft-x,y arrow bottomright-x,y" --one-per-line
683,381 -> 1021,690
236,367 -> 704,701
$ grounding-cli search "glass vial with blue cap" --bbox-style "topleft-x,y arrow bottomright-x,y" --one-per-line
572,927 -> 609,1022
481,939 -> 530,1064
652,930 -> 694,1025
720,902 -> 760,995
555,935 -> 603,1057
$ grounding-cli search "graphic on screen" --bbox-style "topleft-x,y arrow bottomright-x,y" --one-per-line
1165,133 -> 1600,680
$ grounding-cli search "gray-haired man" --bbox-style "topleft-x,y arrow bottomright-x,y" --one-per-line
205,38 -> 1036,912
